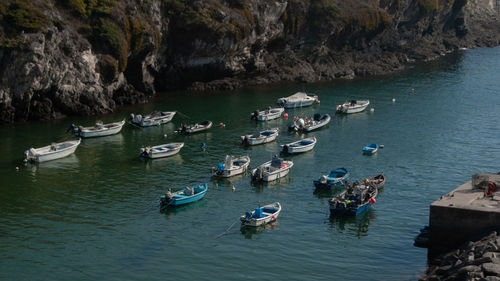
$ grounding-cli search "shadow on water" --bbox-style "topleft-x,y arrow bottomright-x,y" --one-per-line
240,221 -> 280,239
159,200 -> 207,218
250,176 -> 291,191
313,187 -> 345,199
328,210 -> 377,239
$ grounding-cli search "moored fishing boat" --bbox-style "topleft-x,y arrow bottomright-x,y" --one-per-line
329,181 -> 378,216
24,139 -> 81,162
250,107 -> 284,121
140,142 -> 184,159
240,128 -> 279,146
251,155 -> 293,182
277,92 -> 319,108
336,100 -> 370,114
240,202 -> 281,227
71,120 -> 125,138
314,167 -> 350,189
130,111 -> 176,127
288,113 -> 331,132
280,137 -> 317,154
367,173 -> 386,189
212,155 -> 250,178
362,143 -> 379,155
177,120 -> 212,134
160,183 -> 208,207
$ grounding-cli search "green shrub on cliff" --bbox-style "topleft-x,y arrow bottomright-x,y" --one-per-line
3,0 -> 49,34
309,0 -> 340,33
417,0 -> 439,16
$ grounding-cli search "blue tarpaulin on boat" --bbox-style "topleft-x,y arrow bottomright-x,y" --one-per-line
253,208 -> 264,218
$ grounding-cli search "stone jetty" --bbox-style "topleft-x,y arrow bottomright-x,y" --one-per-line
421,231 -> 500,281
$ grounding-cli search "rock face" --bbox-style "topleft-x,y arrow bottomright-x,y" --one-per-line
421,231 -> 500,281
0,0 -> 499,124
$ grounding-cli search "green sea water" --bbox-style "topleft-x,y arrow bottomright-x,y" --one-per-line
1,47 -> 499,280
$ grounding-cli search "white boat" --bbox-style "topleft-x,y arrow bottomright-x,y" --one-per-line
250,107 -> 284,121
277,92 -> 319,108
281,137 -> 317,154
130,111 -> 176,127
289,114 -> 331,132
240,128 -> 279,146
212,155 -> 251,178
177,120 -> 212,134
140,142 -> 184,159
72,120 -> 125,138
336,100 -> 370,114
24,139 -> 81,162
251,156 -> 293,182
240,202 -> 282,227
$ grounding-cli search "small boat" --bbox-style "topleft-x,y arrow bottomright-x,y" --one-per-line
277,92 -> 320,108
288,113 -> 331,132
130,111 -> 176,127
71,120 -> 125,138
329,181 -> 378,216
362,143 -> 379,155
140,142 -> 184,159
160,183 -> 208,207
240,202 -> 281,227
212,155 -> 251,178
250,107 -> 284,121
24,139 -> 81,162
251,155 -> 293,182
177,120 -> 212,134
281,137 -> 317,154
336,100 -> 370,114
313,167 -> 350,189
367,173 -> 386,189
240,128 -> 279,146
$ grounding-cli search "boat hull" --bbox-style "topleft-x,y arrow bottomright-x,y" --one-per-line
282,99 -> 315,108
132,112 -> 176,127
141,143 -> 184,159
253,108 -> 284,121
160,184 -> 208,207
252,160 -> 293,182
303,115 -> 331,132
240,202 -> 281,227
213,156 -> 250,178
78,121 -> 125,138
25,139 -> 81,162
281,137 -> 316,154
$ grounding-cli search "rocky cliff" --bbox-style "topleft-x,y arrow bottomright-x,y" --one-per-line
0,0 -> 499,123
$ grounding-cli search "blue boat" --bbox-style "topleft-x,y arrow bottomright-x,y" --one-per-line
329,182 -> 378,216
313,167 -> 349,189
160,183 -> 208,207
362,143 -> 379,155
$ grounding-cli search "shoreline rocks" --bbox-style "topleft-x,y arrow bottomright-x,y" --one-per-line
421,232 -> 500,281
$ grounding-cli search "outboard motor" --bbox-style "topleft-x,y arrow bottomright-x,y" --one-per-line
251,110 -> 259,120
133,114 -> 142,124
313,113 -> 321,121
240,135 -> 248,145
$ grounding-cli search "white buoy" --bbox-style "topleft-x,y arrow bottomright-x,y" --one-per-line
232,185 -> 235,192
380,144 -> 385,149
164,134 -> 167,138
392,98 -> 396,102
370,108 -> 374,112
15,166 -> 19,171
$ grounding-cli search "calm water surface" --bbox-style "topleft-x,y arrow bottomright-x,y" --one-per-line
1,47 -> 499,280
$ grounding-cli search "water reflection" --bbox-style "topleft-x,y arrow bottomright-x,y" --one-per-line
27,154 -> 80,176
328,210 -> 376,239
250,176 -> 291,191
140,154 -> 184,169
240,221 -> 280,239
80,133 -> 124,146
159,199 -> 207,218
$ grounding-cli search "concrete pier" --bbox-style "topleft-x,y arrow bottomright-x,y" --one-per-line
429,173 -> 500,254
